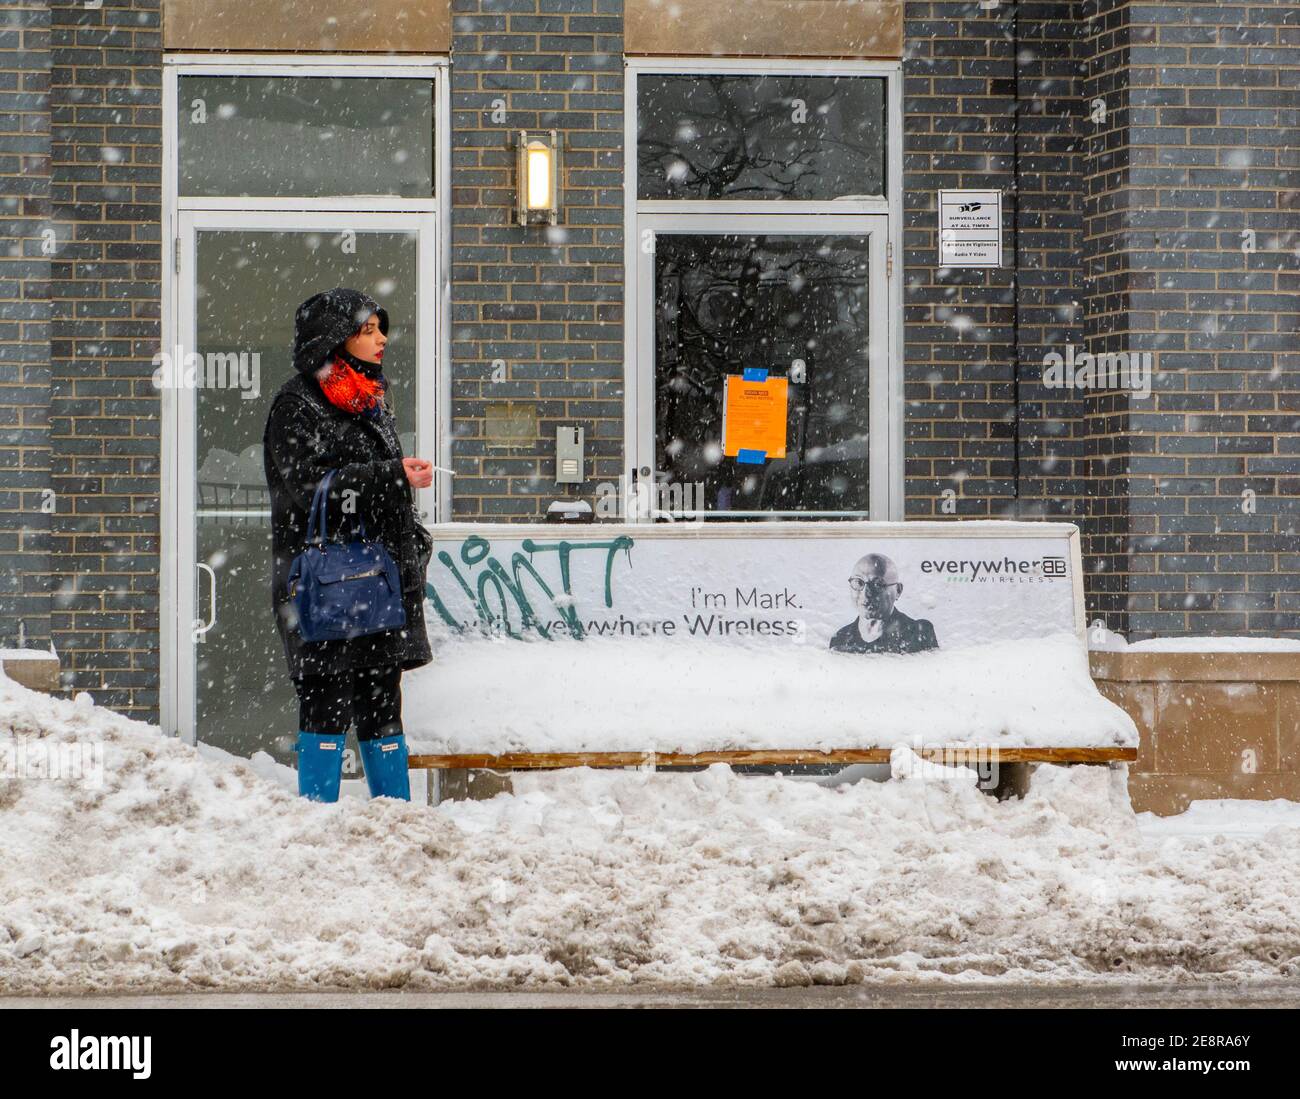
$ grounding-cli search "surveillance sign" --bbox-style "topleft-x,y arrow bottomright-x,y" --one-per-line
939,189 -> 1002,267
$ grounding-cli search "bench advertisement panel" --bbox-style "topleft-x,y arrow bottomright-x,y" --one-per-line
422,521 -> 1084,654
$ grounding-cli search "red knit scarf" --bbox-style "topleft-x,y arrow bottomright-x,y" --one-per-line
317,354 -> 385,415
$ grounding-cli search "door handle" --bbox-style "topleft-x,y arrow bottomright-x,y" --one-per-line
194,562 -> 216,643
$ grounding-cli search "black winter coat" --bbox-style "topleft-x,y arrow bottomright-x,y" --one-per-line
827,609 -> 938,655
263,371 -> 432,679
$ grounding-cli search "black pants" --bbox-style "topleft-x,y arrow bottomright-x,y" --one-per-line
294,665 -> 403,741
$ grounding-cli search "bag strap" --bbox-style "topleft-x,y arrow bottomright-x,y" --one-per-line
307,469 -> 336,544
307,469 -> 372,545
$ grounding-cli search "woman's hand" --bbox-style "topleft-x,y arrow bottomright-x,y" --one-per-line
402,457 -> 434,489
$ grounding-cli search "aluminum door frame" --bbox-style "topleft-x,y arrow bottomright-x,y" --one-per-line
632,211 -> 891,521
622,56 -> 904,523
167,209 -> 438,746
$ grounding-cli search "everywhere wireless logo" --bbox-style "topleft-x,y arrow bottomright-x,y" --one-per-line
920,556 -> 1070,582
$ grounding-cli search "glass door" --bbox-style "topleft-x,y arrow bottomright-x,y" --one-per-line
173,211 -> 436,761
633,213 -> 889,520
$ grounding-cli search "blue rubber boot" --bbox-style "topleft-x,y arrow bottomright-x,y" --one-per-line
296,732 -> 345,802
359,733 -> 411,801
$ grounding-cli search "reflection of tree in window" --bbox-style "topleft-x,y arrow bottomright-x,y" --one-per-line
637,75 -> 885,201
654,234 -> 869,515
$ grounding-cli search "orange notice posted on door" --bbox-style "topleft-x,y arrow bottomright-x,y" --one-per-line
721,373 -> 788,461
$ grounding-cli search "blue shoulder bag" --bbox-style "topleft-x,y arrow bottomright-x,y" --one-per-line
287,469 -> 406,643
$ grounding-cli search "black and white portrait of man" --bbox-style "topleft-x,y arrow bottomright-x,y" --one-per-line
828,552 -> 939,655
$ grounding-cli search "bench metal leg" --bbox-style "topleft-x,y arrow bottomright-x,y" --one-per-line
465,769 -> 514,800
440,768 -> 471,801
425,768 -> 514,804
983,761 -> 1031,802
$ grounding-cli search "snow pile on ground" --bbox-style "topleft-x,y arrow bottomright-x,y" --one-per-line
3,672 -> 1296,993
1137,798 -> 1300,840
403,632 -> 1137,754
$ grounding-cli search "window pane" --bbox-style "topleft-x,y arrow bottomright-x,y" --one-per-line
638,75 -> 885,200
654,233 -> 870,516
179,76 -> 434,198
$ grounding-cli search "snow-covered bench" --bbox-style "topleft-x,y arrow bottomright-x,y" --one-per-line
402,521 -> 1138,801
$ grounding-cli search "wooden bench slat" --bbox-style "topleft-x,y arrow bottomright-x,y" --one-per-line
408,747 -> 1137,770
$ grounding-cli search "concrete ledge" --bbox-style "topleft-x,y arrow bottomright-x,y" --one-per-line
1,653 -> 60,694
1090,650 -> 1300,683
1090,650 -> 1300,816
163,0 -> 451,53
626,0 -> 903,59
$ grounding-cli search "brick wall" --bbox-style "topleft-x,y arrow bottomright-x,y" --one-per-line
448,0 -> 624,519
905,0 -> 1300,640
1079,0 -> 1135,627
48,0 -> 162,714
1082,0 -> 1300,638
0,3 -> 52,653
902,0 -> 1087,524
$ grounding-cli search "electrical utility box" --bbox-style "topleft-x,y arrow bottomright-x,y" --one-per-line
555,425 -> 584,484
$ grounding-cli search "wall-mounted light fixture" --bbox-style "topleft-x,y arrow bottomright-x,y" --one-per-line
514,129 -> 561,226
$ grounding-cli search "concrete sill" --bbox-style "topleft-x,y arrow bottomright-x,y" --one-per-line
1091,650 -> 1300,683
1,654 -> 61,693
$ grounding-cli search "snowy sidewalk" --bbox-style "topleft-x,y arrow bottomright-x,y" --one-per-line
8,982 -> 1300,1009
1,673 -> 1297,993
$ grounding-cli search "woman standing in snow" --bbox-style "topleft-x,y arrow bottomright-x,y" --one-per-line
263,288 -> 433,803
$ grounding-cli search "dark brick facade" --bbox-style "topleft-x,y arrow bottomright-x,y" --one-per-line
0,3 -> 52,654
902,0 -> 1087,525
1079,0 -> 1135,627
448,0 -> 625,519
903,0 -> 1299,638
49,0 -> 162,715
1088,0 -> 1300,637
0,0 -> 1297,726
